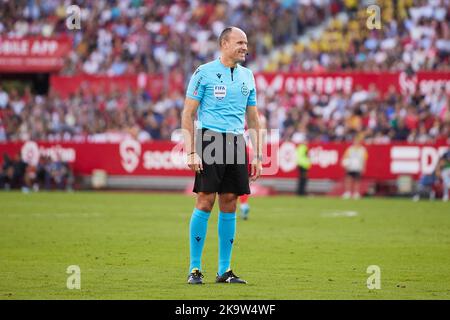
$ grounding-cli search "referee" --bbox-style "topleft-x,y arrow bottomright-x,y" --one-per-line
182,27 -> 262,284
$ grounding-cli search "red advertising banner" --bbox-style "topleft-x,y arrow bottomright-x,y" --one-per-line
49,71 -> 450,99
254,71 -> 450,96
49,72 -> 184,100
0,141 -> 448,181
0,36 -> 72,72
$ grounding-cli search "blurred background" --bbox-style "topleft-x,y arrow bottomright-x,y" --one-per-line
0,0 -> 449,198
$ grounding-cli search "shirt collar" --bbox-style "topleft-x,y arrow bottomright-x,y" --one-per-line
218,57 -> 239,70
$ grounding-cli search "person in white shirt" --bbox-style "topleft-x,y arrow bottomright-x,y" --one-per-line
341,134 -> 368,199
0,85 -> 9,109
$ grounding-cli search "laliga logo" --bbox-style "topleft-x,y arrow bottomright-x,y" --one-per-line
399,72 -> 418,94
21,141 -> 40,166
120,139 -> 141,173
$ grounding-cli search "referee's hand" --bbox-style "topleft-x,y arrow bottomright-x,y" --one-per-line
187,152 -> 203,173
250,158 -> 262,183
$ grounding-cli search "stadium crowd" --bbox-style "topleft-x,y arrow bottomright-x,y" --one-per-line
0,152 -> 74,192
0,0 -> 448,145
1,0 -> 448,74
262,0 -> 450,72
0,0 -> 341,75
1,83 -> 448,144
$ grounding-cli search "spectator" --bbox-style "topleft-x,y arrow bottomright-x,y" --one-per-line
0,153 -> 13,190
412,171 -> 438,201
0,85 -> 9,109
413,150 -> 450,202
436,150 -> 450,202
296,136 -> 311,196
392,117 -> 411,141
11,152 -> 28,191
341,133 -> 368,199
49,155 -> 74,191
36,156 -> 52,191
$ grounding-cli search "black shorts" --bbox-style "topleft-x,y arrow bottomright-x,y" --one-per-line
347,171 -> 362,179
193,128 -> 250,196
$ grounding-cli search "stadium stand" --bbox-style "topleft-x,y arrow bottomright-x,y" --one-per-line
0,0 -> 449,195
0,0 -> 448,144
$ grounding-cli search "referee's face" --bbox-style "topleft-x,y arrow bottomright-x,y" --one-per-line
223,29 -> 248,64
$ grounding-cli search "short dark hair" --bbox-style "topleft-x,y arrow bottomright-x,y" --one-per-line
218,27 -> 233,47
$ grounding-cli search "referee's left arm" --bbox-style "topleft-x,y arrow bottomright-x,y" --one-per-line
246,105 -> 262,182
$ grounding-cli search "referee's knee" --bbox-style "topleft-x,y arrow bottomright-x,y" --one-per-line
196,203 -> 214,212
196,193 -> 215,212
219,203 -> 237,213
218,194 -> 238,213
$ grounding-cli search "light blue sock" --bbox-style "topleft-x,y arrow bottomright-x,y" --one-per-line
189,208 -> 210,273
218,211 -> 236,276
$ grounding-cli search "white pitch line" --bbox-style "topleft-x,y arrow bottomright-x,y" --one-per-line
321,211 -> 359,218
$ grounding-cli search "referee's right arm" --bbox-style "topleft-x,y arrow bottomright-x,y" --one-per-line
182,98 -> 203,173
181,97 -> 199,157
182,97 -> 203,173
183,67 -> 206,172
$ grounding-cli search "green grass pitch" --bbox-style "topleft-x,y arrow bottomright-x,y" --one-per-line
1,191 -> 449,299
